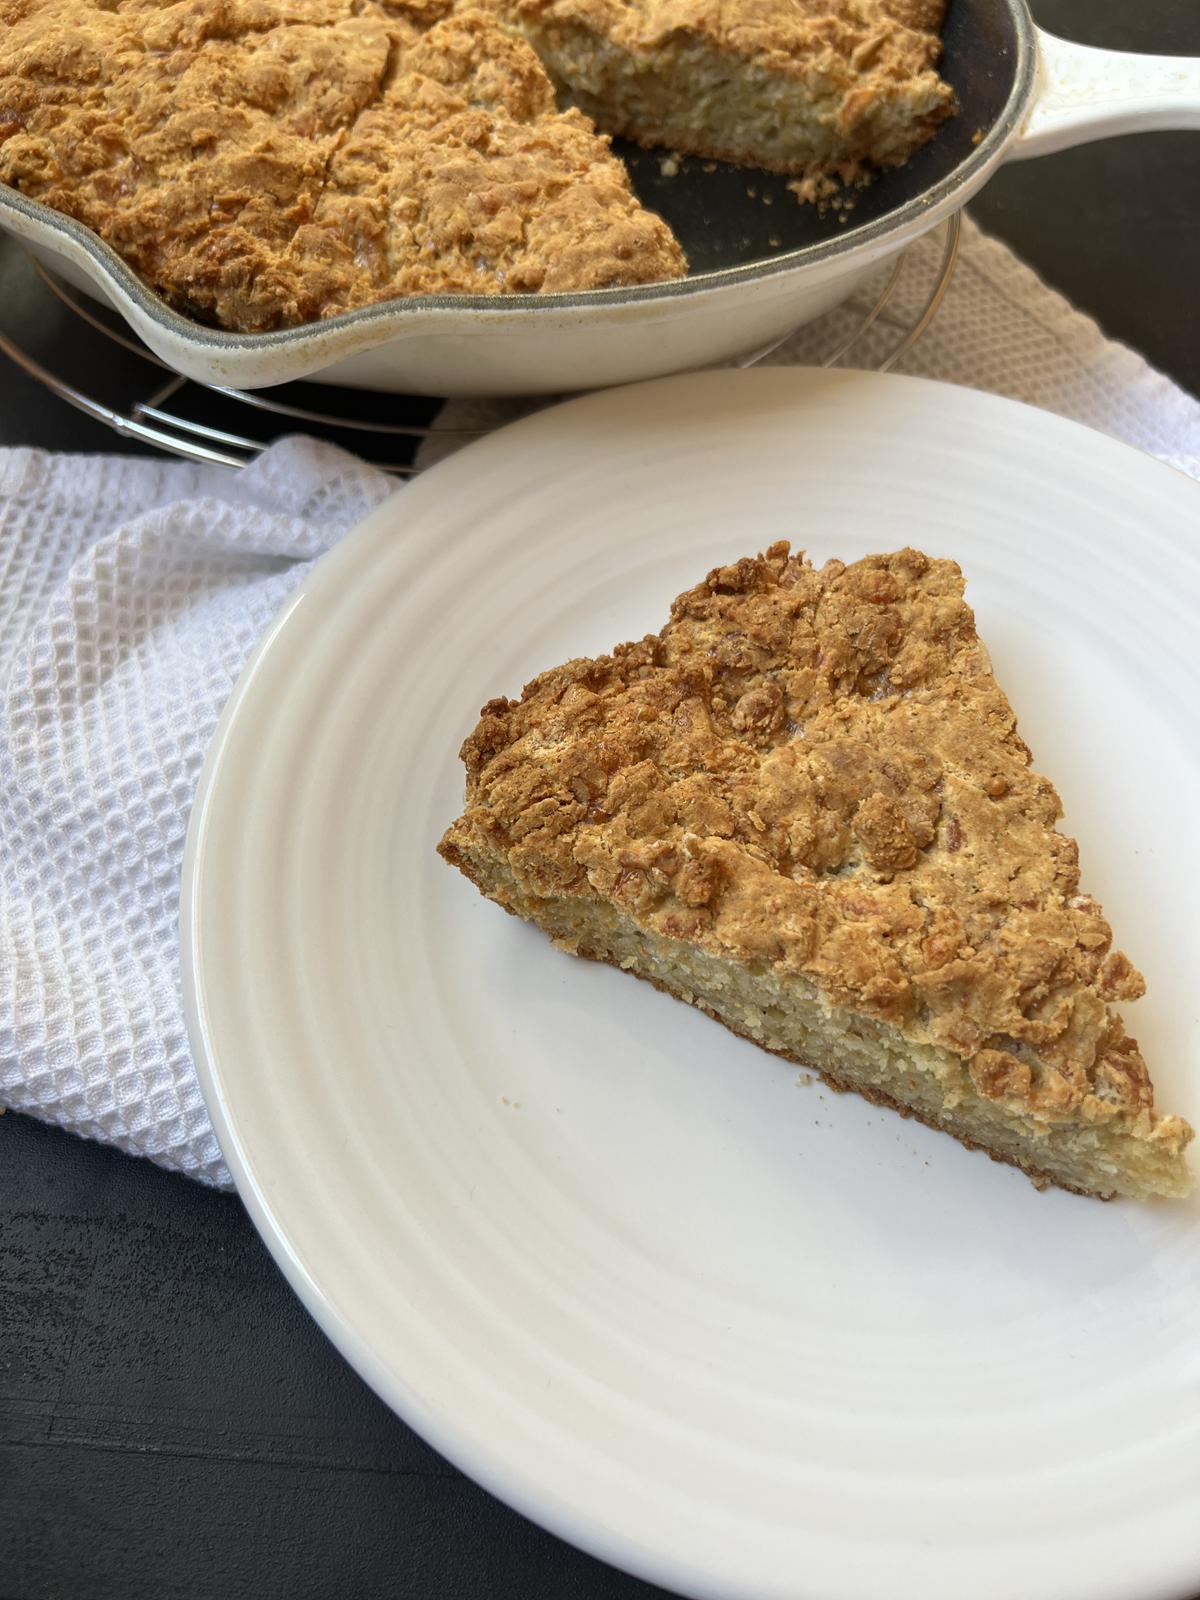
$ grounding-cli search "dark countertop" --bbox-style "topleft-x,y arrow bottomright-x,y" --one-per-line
3,3 -> 1198,1597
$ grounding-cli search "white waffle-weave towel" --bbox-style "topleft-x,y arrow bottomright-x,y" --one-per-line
2,213 -> 1199,1188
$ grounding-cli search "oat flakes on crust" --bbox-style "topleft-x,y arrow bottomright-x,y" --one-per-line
440,543 -> 1193,1163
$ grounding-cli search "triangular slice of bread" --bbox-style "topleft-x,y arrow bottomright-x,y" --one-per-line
440,545 -> 1193,1200
499,0 -> 957,187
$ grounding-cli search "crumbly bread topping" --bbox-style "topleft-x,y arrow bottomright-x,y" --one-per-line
0,0 -> 685,328
441,544 -> 1192,1159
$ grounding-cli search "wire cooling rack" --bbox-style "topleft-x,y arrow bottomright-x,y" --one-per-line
0,214 -> 960,475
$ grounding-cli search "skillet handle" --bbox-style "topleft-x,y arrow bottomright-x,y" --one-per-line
1010,29 -> 1200,160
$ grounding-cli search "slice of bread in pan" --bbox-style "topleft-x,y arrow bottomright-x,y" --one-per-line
498,0 -> 957,186
440,544 -> 1193,1202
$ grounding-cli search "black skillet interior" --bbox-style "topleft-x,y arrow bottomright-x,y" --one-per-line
616,0 -> 1023,276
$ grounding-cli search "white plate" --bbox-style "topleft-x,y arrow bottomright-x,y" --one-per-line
182,369 -> 1200,1600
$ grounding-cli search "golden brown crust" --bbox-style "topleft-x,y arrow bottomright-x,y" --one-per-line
440,543 -> 1193,1162
0,0 -> 685,329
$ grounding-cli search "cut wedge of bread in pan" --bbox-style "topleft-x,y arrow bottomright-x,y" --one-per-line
440,544 -> 1193,1201
497,0 -> 957,185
